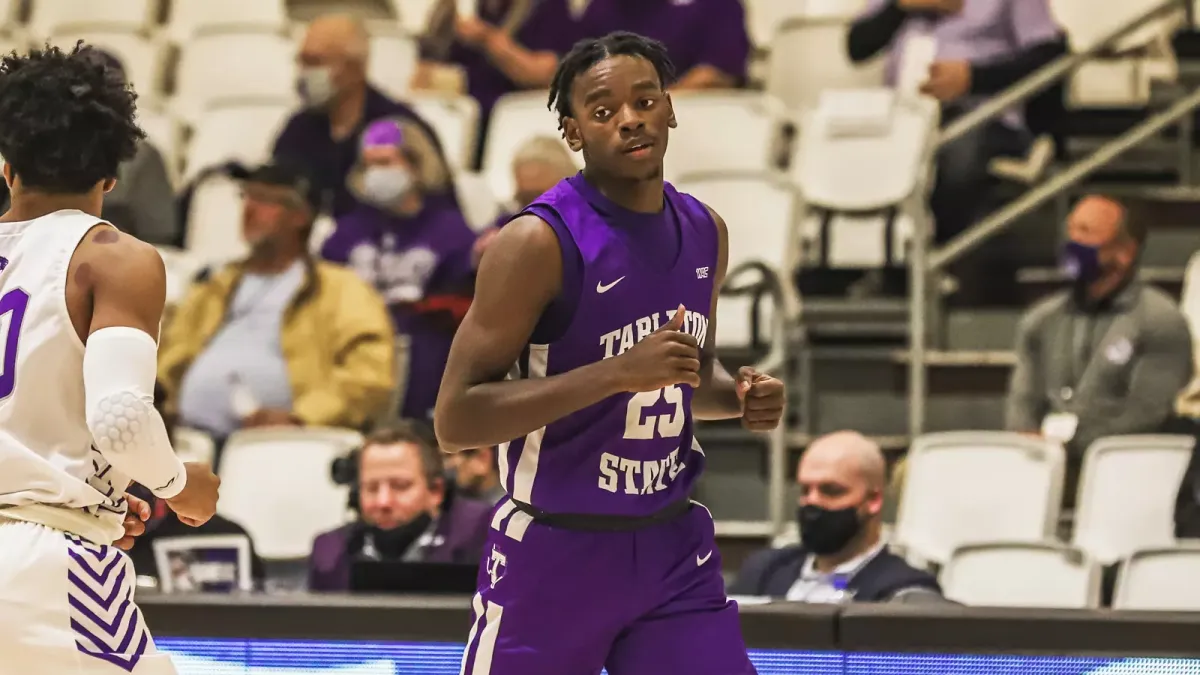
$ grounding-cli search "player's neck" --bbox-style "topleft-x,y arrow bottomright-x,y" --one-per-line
581,168 -> 664,215
1,194 -> 100,222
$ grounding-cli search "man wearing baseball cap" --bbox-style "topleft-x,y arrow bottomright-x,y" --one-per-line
158,159 -> 397,465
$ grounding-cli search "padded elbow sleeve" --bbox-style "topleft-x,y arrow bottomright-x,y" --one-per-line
83,326 -> 187,499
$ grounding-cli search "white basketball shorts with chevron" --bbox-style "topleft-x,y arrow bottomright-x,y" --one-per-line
0,519 -> 178,675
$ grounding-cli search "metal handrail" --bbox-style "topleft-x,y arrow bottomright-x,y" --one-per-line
938,0 -> 1188,149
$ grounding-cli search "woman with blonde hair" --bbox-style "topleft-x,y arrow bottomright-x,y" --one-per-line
321,117 -> 478,422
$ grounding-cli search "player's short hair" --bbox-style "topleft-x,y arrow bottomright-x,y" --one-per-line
361,420 -> 444,488
0,43 -> 143,193
548,31 -> 676,130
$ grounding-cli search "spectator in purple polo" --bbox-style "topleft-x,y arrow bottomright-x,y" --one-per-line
321,117 -> 477,423
414,0 -> 580,165
274,13 -> 454,217
847,0 -> 1065,274
471,135 -> 577,266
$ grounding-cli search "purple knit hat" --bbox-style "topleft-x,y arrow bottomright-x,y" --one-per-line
362,118 -> 405,149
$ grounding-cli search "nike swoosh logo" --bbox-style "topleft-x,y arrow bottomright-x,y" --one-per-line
155,476 -> 176,492
596,277 -> 625,293
697,550 -> 713,566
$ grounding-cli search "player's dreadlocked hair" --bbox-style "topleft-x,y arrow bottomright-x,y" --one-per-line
548,31 -> 676,131
0,42 -> 143,193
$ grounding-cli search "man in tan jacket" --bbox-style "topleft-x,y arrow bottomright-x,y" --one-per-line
159,162 -> 395,445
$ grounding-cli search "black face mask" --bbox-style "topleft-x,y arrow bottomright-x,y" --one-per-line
797,504 -> 862,555
360,512 -> 433,560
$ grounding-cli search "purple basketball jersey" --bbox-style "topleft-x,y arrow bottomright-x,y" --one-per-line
500,174 -> 717,517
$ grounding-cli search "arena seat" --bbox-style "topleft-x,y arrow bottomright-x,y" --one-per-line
893,432 -> 1065,567
766,17 -> 887,112
1071,435 -> 1194,565
172,426 -> 217,466
406,92 -> 480,172
216,427 -> 361,560
1113,544 -> 1200,610
165,0 -> 289,43
940,542 -> 1102,609
137,106 -> 183,184
155,245 -> 205,306
454,171 -> 501,231
49,28 -> 167,105
663,91 -> 784,182
388,0 -> 441,36
0,0 -> 18,34
173,30 -> 296,123
28,0 -> 158,37
367,26 -> 419,101
184,174 -> 248,265
673,171 -> 800,351
182,99 -> 292,182
483,91 -> 580,202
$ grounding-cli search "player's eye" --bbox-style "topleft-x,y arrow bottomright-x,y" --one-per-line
639,98 -> 656,109
592,108 -> 611,121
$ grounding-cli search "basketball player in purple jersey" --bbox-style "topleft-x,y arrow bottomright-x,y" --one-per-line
435,32 -> 785,675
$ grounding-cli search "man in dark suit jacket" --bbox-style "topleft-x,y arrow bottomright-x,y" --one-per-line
308,422 -> 491,591
730,431 -> 943,603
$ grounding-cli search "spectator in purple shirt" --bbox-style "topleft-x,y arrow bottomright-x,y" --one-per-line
309,422 -> 491,592
415,0 -> 578,166
274,13 -> 454,217
847,0 -> 1065,298
321,118 -> 478,422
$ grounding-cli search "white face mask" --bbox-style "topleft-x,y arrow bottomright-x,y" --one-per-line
362,166 -> 413,206
298,67 -> 336,108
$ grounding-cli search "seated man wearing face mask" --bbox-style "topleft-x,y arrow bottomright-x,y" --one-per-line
1006,195 -> 1193,504
729,432 -> 943,603
309,422 -> 491,591
320,118 -> 478,422
274,13 -> 456,218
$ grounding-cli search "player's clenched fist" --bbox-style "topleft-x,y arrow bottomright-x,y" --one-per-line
165,462 -> 221,527
736,366 -> 786,432
609,304 -> 702,392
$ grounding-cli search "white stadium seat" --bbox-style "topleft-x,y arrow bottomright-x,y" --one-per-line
217,427 -> 361,560
673,171 -> 799,350
1071,435 -> 1193,565
184,174 -> 247,266
483,91 -> 581,202
767,17 -> 887,112
183,100 -> 292,181
407,92 -> 480,172
173,30 -> 296,123
155,245 -> 205,306
0,0 -> 18,34
50,29 -> 167,105
663,92 -> 783,182
166,0 -> 288,42
28,0 -> 157,37
941,542 -> 1101,609
171,426 -> 217,466
1114,544 -> 1200,610
455,171 -> 501,232
368,29 -> 419,101
894,432 -> 1065,566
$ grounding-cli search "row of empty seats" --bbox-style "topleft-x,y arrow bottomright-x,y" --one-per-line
895,432 -> 1193,568
942,540 -> 1200,610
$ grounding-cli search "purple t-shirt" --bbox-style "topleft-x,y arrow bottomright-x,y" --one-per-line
502,174 -> 718,517
578,0 -> 751,82
322,203 -> 477,421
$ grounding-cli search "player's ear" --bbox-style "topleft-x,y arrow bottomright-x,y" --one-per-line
101,178 -> 117,194
1,162 -> 12,189
562,118 -> 584,153
666,93 -> 677,129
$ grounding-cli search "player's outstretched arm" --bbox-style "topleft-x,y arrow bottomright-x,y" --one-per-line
693,206 -> 786,431
435,215 -> 627,452
73,227 -> 218,522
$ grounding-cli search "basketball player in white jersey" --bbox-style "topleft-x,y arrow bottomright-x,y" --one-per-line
0,44 -> 221,674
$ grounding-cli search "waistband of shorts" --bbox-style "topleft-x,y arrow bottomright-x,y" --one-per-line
0,504 -> 118,545
509,497 -> 692,532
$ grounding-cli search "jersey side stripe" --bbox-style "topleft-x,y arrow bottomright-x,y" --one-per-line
509,344 -> 549,504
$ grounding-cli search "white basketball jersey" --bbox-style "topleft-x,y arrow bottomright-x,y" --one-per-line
0,210 -> 131,545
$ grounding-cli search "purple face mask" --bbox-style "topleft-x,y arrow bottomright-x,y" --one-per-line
1060,241 -> 1102,284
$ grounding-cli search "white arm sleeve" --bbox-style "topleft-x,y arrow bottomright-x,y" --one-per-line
83,326 -> 187,499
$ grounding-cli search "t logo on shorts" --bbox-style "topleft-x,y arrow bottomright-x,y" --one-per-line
487,546 -> 507,589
